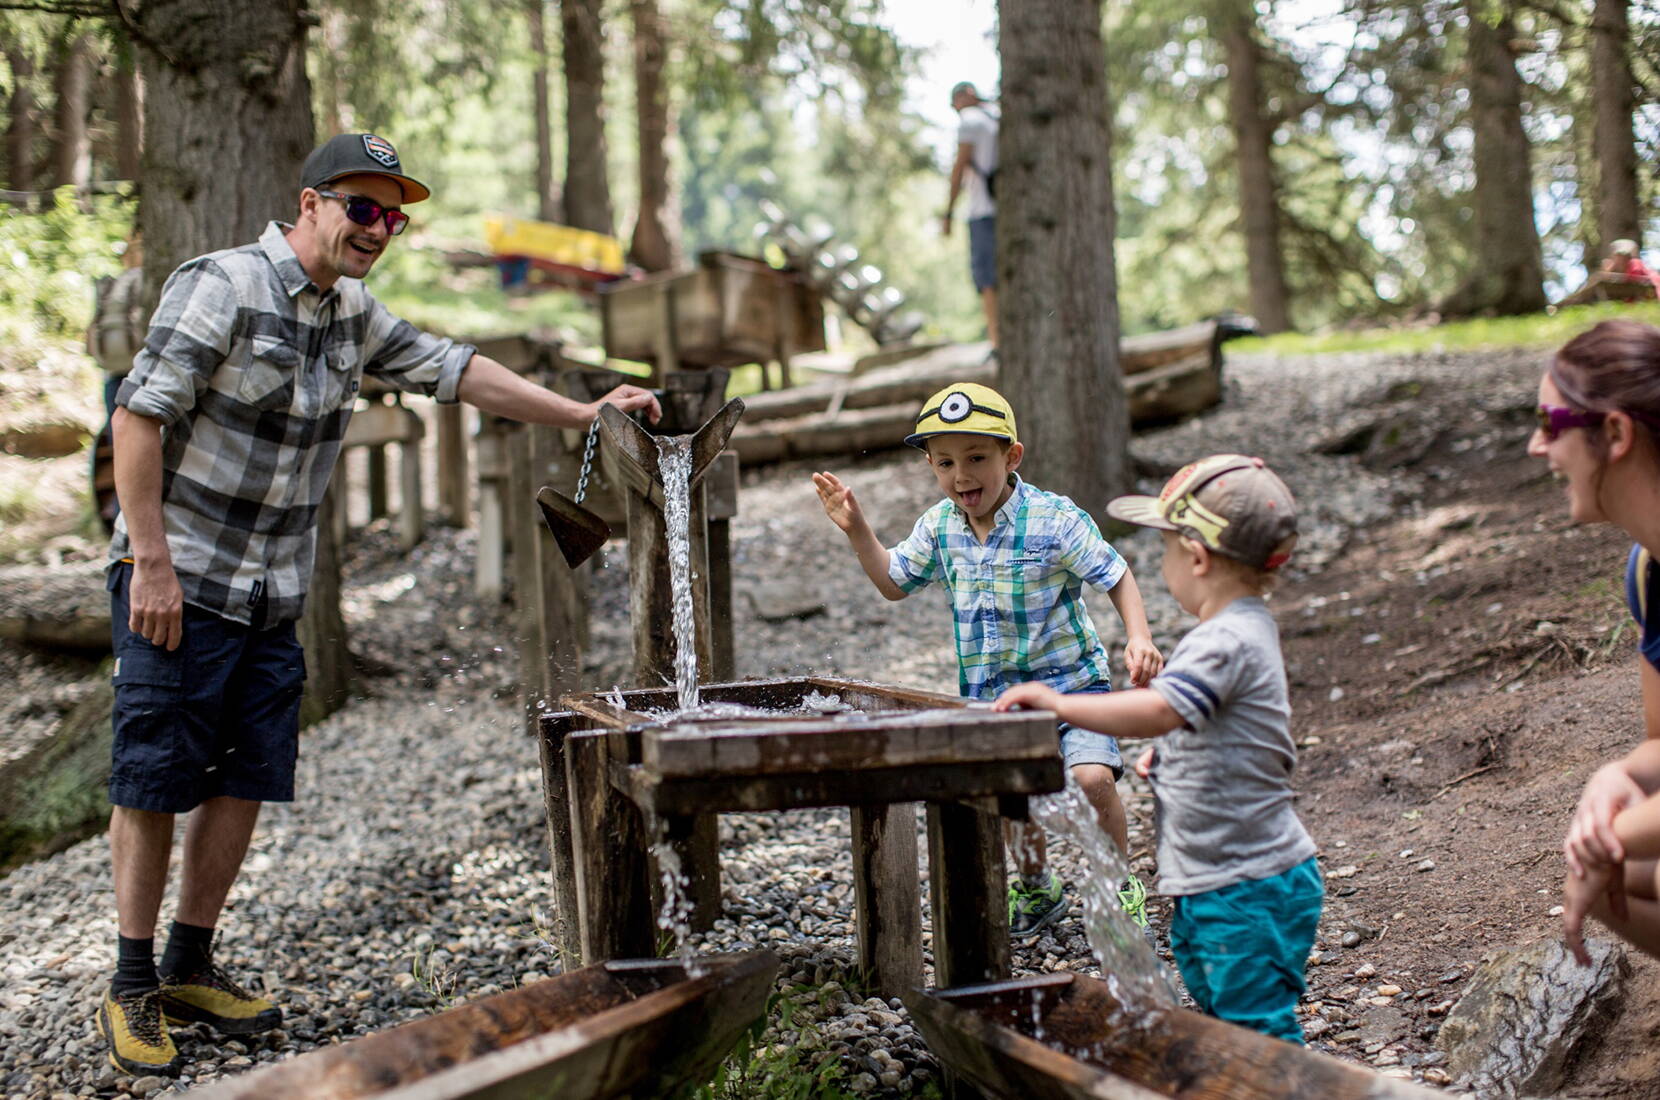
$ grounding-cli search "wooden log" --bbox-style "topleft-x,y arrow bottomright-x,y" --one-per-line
436,401 -> 469,528
850,803 -> 922,999
0,671 -> 113,870
926,800 -> 1009,988
567,731 -> 656,964
536,712 -> 585,968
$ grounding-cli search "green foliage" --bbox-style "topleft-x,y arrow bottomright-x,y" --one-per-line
1233,299 -> 1660,356
681,984 -> 859,1100
0,189 -> 134,343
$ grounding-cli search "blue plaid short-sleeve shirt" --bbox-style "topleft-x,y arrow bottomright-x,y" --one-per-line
887,476 -> 1127,699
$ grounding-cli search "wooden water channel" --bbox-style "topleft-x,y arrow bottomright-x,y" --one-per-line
185,951 -> 777,1100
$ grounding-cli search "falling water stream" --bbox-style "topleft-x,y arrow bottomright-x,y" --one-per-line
657,435 -> 700,713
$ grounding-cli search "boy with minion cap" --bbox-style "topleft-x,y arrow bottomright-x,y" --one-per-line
813,382 -> 1163,942
995,455 -> 1323,1043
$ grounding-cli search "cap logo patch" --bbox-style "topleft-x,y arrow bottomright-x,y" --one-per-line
938,391 -> 973,423
362,134 -> 399,168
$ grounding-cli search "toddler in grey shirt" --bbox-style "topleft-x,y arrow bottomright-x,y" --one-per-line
996,454 -> 1322,1044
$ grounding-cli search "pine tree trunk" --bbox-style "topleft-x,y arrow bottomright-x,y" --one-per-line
529,0 -> 561,223
1440,1 -> 1546,317
50,28 -> 92,191
1221,2 -> 1291,334
629,0 -> 681,271
133,0 -> 352,724
1591,0 -> 1639,254
113,47 -> 143,183
561,0 -> 614,235
997,0 -> 1130,527
3,44 -> 37,192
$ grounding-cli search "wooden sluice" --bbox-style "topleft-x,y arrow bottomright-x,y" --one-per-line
184,951 -> 778,1100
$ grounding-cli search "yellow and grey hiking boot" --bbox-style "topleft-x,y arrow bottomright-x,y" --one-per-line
96,988 -> 181,1076
159,962 -> 281,1035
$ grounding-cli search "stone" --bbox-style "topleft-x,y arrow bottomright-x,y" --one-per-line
747,583 -> 827,623
1435,937 -> 1627,1097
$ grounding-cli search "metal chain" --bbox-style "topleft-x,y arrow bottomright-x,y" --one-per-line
573,417 -> 600,505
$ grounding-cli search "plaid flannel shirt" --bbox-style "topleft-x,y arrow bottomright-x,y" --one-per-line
887,476 -> 1127,699
109,221 -> 476,627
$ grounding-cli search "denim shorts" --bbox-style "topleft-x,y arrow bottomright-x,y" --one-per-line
968,216 -> 997,291
1059,683 -> 1123,779
107,563 -> 306,813
1170,857 -> 1325,1044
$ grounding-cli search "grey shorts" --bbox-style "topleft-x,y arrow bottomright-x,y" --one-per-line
1060,683 -> 1123,779
968,216 -> 997,291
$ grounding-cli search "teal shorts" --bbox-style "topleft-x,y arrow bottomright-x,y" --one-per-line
1169,857 -> 1323,1044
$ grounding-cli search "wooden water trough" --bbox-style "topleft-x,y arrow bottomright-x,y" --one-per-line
903,972 -> 1442,1100
186,950 -> 777,1100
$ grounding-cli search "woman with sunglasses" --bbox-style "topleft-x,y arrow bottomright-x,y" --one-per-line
1530,319 -> 1660,965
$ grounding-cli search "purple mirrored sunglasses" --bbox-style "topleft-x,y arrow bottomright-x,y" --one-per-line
1535,403 -> 1603,441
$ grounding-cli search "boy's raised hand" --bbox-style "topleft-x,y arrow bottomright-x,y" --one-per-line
1124,637 -> 1164,688
812,471 -> 867,534
993,681 -> 1062,714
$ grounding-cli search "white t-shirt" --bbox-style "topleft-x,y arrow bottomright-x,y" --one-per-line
956,104 -> 999,220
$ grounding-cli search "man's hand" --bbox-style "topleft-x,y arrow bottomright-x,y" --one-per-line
588,384 -> 661,425
1565,763 -> 1646,875
1124,637 -> 1163,688
812,472 -> 868,535
940,214 -> 954,238
128,561 -> 184,651
1562,860 -> 1625,965
994,681 -> 1063,715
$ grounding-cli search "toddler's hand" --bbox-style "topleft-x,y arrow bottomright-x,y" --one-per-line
1134,746 -> 1156,780
993,682 -> 1062,714
1124,637 -> 1163,687
812,471 -> 865,534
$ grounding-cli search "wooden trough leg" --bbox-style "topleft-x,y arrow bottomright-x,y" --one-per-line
926,801 -> 1009,989
652,813 -> 722,937
367,444 -> 389,520
436,401 -> 469,528
851,803 -> 922,1000
397,434 -> 423,550
707,515 -> 735,682
566,730 -> 655,964
535,713 -> 584,969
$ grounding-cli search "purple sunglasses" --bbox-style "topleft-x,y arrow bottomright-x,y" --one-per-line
1535,403 -> 1603,440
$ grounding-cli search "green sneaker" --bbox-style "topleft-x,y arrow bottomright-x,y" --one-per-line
1008,872 -> 1069,942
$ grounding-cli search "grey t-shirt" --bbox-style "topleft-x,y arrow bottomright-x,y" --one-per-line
1147,597 -> 1317,896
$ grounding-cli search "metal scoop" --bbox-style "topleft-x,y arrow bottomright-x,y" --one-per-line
537,418 -> 610,568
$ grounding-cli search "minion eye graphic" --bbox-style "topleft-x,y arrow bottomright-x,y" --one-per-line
939,392 -> 973,422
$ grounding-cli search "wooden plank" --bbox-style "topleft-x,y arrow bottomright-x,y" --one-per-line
436,402 -> 469,528
927,800 -> 1009,988
851,803 -> 921,999
344,402 -> 424,447
536,712 -> 584,968
636,757 -> 1063,816
567,731 -> 656,964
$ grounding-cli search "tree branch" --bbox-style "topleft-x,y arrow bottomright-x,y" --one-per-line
0,0 -> 111,14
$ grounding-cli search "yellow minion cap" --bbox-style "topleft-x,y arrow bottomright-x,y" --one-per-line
904,382 -> 1018,449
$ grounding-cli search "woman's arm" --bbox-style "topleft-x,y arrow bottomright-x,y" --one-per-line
1564,659 -> 1660,874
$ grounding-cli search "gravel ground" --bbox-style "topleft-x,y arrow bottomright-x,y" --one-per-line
0,345 -> 1544,1098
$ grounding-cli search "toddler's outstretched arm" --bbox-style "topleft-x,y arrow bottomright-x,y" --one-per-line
993,681 -> 1182,739
812,471 -> 908,601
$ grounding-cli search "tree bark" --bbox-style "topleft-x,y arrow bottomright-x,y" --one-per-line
4,43 -> 38,192
133,0 -> 351,723
996,0 -> 1129,526
628,0 -> 682,271
1439,1 -> 1547,317
49,27 -> 92,191
1221,1 -> 1291,334
561,0 -> 614,235
1591,0 -> 1639,257
113,45 -> 143,183
529,0 -> 561,223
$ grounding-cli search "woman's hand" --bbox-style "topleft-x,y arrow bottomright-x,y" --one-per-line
1124,637 -> 1163,688
994,681 -> 1063,714
1565,763 -> 1646,875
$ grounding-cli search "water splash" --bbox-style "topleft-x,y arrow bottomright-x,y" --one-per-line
648,820 -> 705,976
656,436 -> 700,712
1028,775 -> 1179,1006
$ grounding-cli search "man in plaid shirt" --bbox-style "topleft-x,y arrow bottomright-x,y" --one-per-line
813,382 -> 1162,943
96,133 -> 660,1077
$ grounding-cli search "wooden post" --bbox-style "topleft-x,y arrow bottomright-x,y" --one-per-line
705,450 -> 738,682
436,401 -> 469,528
566,730 -> 656,963
653,813 -> 722,937
397,430 -> 423,551
653,279 -> 678,387
773,276 -> 795,390
536,712 -> 585,969
529,423 -> 584,699
851,803 -> 922,999
366,445 -> 389,520
926,801 -> 1010,988
475,420 -> 508,602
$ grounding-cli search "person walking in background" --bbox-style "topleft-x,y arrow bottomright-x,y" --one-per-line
941,81 -> 1000,357
1599,239 -> 1660,296
97,132 -> 659,1077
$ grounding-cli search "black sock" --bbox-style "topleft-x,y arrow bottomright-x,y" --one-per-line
112,935 -> 158,996
157,920 -> 215,982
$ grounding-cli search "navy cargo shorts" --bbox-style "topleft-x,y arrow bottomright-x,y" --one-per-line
107,563 -> 306,813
